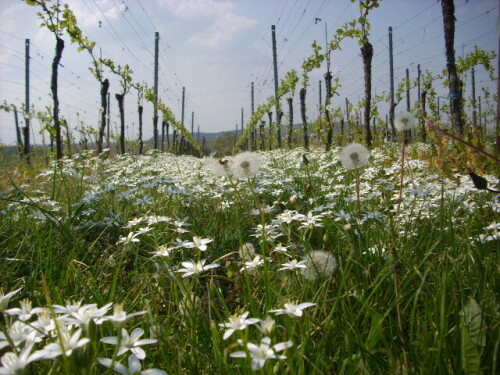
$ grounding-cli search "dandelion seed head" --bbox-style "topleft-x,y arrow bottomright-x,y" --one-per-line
205,157 -> 232,177
231,152 -> 260,178
301,250 -> 337,281
394,111 -> 417,132
339,143 -> 369,170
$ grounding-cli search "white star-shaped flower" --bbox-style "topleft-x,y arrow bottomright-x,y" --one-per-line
218,312 -> 260,340
0,343 -> 46,374
100,328 -> 157,360
230,337 -> 293,371
176,259 -> 220,278
240,255 -> 264,272
5,299 -> 46,321
269,302 -> 316,317
278,260 -> 307,271
183,236 -> 213,251
0,287 -> 22,310
98,354 -> 167,375
41,327 -> 90,359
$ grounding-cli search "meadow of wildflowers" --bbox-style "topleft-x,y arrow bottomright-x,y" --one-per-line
0,143 -> 498,374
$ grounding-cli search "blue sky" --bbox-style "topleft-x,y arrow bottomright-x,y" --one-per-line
0,0 -> 498,146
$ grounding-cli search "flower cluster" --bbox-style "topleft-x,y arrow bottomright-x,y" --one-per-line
230,337 -> 293,371
0,289 -> 164,374
220,300 -> 316,371
1,141 -> 497,373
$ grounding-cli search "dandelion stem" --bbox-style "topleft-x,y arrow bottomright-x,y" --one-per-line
246,178 -> 270,255
355,169 -> 360,211
396,134 -> 407,213
227,176 -> 256,228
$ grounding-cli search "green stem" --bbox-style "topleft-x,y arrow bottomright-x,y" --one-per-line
396,134 -> 407,214
393,270 -> 409,370
227,176 -> 256,228
355,169 -> 360,212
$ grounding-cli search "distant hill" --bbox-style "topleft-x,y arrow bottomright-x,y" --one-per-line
145,124 -> 306,143
189,122 -> 330,140
0,122 -> 347,159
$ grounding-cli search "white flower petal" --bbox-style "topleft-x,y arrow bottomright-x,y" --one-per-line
100,337 -> 118,345
229,351 -> 247,358
222,329 -> 235,340
97,358 -> 129,375
131,347 -> 146,360
130,328 -> 144,341
273,341 -> 293,352
128,354 -> 142,373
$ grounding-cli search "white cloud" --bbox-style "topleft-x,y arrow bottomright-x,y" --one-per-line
24,0 -> 125,59
0,3 -> 25,33
67,0 -> 122,29
158,0 -> 257,48
33,26 -> 55,49
159,0 -> 234,19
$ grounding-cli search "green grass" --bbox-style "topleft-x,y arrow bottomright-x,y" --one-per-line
0,144 -> 498,374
